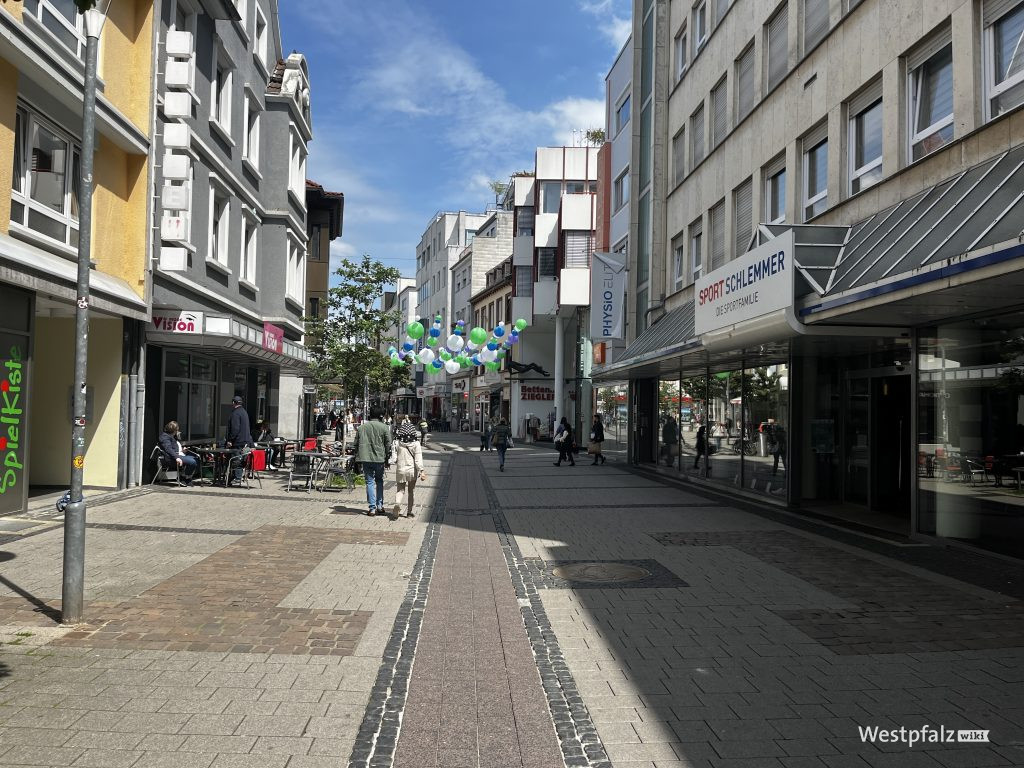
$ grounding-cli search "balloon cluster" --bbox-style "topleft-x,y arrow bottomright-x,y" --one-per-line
388,315 -> 529,375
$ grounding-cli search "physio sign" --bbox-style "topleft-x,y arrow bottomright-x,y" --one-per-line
695,230 -> 794,336
0,342 -> 26,511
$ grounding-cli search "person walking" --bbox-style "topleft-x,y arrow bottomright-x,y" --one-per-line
589,414 -> 606,465
225,395 -> 254,485
480,416 -> 492,452
766,419 -> 787,476
553,416 -> 575,466
418,415 -> 429,446
392,415 -> 425,518
491,418 -> 512,471
354,405 -> 392,516
662,415 -> 678,466
693,423 -> 708,471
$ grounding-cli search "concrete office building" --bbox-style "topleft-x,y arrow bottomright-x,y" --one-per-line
506,146 -> 600,440
144,0 -> 311,460
0,0 -> 155,513
594,0 -> 1024,558
414,209 -> 489,423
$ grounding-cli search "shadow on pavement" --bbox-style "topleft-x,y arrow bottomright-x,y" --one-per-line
0,574 -> 62,623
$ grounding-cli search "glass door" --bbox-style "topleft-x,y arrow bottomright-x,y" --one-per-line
845,376 -> 870,505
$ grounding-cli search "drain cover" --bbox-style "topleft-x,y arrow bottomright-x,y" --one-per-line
551,562 -> 652,583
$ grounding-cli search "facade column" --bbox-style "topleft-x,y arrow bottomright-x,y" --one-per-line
554,317 -> 565,422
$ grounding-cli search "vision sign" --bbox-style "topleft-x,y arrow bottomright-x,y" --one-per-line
695,230 -> 794,336
151,310 -> 203,334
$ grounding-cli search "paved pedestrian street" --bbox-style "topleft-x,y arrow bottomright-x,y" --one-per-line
1,435 -> 1023,768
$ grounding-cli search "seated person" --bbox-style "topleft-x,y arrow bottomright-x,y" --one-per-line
254,420 -> 282,470
158,420 -> 197,486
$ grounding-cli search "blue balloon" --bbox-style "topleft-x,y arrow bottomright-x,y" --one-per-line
402,342 -> 414,351
471,356 -> 481,365
487,341 -> 498,351
432,359 -> 443,369
429,327 -> 441,337
493,326 -> 505,337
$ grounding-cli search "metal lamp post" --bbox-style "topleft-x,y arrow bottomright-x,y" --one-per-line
62,0 -> 112,625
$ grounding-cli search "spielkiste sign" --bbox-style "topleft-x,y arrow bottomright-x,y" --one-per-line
694,230 -> 794,336
1,344 -> 25,502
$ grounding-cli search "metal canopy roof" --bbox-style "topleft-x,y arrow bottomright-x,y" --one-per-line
622,301 -> 696,360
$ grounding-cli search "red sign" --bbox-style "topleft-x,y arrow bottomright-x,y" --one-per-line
263,322 -> 284,354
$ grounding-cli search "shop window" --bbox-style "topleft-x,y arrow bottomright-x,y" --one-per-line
985,0 -> 1024,118
908,34 -> 953,161
740,363 -> 789,494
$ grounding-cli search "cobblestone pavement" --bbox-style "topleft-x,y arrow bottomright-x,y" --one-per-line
2,433 -> 1024,767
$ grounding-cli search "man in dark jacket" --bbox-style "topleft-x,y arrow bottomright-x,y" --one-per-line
226,395 -> 254,483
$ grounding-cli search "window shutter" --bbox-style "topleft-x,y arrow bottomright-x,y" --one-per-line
906,26 -> 952,71
710,201 -> 726,269
849,79 -> 883,117
733,178 -> 753,257
712,80 -> 727,146
804,0 -> 829,51
563,232 -> 593,268
984,0 -> 1020,26
691,104 -> 705,165
767,4 -> 788,90
673,129 -> 686,185
736,44 -> 755,120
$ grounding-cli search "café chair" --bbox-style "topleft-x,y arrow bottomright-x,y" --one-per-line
149,446 -> 182,486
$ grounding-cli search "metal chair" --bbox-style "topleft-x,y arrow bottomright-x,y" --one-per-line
149,446 -> 181,486
286,452 -> 314,492
225,446 -> 254,488
318,453 -> 355,491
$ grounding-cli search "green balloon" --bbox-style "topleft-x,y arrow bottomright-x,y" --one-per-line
514,318 -> 528,331
389,357 -> 403,367
469,326 -> 488,345
426,336 -> 438,347
496,350 -> 505,358
407,321 -> 424,340
439,350 -> 451,361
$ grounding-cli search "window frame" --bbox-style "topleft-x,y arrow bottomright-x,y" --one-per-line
615,91 -> 631,135
210,43 -> 234,136
802,125 -> 829,221
208,176 -> 232,268
613,168 -> 630,211
288,129 -> 307,200
907,35 -> 954,162
240,208 -> 258,287
763,155 -> 786,225
690,102 -> 705,168
242,90 -> 262,170
672,234 -> 686,291
711,75 -> 728,148
735,42 -> 756,122
693,1 -> 708,52
984,0 -> 1024,120
690,217 -> 704,282
848,90 -> 883,195
672,126 -> 686,187
286,232 -> 306,302
675,22 -> 689,81
541,181 -> 562,214
254,4 -> 270,72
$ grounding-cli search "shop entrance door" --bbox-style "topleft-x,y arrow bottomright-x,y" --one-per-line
632,379 -> 656,464
842,370 -> 912,520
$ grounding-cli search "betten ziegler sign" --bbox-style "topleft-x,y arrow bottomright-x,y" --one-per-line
695,230 -> 794,336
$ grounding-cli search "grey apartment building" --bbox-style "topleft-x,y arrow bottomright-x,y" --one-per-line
143,0 -> 311,456
595,0 -> 1024,558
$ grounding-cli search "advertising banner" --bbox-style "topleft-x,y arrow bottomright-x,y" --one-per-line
150,310 -> 203,335
0,335 -> 28,515
695,230 -> 794,336
262,322 -> 284,354
589,251 -> 627,340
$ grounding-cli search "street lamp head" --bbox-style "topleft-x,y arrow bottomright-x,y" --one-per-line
81,0 -> 113,38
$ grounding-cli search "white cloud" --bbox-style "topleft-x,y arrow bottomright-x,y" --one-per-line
578,0 -> 632,50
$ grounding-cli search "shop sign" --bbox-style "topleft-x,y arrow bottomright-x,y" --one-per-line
589,251 -> 627,340
263,322 -> 284,354
452,379 -> 467,393
151,310 -> 203,334
593,342 -> 606,365
0,342 -> 25,506
416,387 -> 426,398
521,385 -> 554,401
695,230 -> 794,336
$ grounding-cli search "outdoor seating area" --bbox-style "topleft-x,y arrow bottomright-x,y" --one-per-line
919,448 -> 1024,490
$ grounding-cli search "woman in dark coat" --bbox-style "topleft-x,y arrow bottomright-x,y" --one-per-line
553,417 -> 576,467
693,424 -> 708,470
590,414 -> 606,465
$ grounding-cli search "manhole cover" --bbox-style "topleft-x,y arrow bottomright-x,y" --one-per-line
551,562 -> 652,583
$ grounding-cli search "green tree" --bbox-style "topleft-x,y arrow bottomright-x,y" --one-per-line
306,255 -> 411,403
585,128 -> 606,145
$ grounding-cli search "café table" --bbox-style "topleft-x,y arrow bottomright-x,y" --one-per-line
287,450 -> 333,492
201,447 -> 242,487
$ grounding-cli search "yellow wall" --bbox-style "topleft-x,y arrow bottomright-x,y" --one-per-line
100,0 -> 154,134
93,135 -> 148,298
0,59 -> 17,234
1,1 -> 22,20
30,317 -> 123,488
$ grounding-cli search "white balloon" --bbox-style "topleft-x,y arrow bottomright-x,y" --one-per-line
465,340 -> 479,352
446,334 -> 465,352
479,348 -> 497,363
419,348 -> 435,365
444,359 -> 460,374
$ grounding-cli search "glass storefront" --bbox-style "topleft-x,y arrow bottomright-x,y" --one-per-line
918,312 -> 1024,558
162,350 -> 217,440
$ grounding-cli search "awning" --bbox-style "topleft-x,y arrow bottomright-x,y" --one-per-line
0,231 -> 148,320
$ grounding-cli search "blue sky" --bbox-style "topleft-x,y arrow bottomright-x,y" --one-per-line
280,1 -> 631,284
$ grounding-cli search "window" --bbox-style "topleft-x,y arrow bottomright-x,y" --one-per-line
766,3 -> 789,91
733,178 -> 753,257
24,0 -> 85,57
764,156 -> 786,224
538,248 -> 557,278
672,235 -> 685,290
849,87 -> 883,194
615,94 -> 631,133
985,0 -> 1024,118
209,182 -> 230,266
614,169 -> 630,210
465,228 -> 476,245
515,266 -> 534,297
672,128 -> 686,186
735,43 -> 755,121
709,199 -> 725,270
803,0 -> 829,53
309,224 -> 322,261
909,38 -> 953,161
240,212 -> 257,285
309,297 -> 320,319
516,207 -> 534,236
803,125 -> 828,220
694,1 -> 708,51
289,131 -> 307,198
286,235 -> 305,301
541,181 -> 561,214
211,47 -> 233,134
254,5 -> 269,69
690,103 -> 705,166
565,181 -> 585,194
675,24 -> 688,80
690,218 -> 703,281
233,0 -> 247,30
242,93 -> 261,168
714,0 -> 731,25
636,287 -> 649,335
10,106 -> 81,248
711,76 -> 728,147
564,232 -> 593,268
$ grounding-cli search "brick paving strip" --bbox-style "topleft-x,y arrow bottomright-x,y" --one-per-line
0,526 -> 407,655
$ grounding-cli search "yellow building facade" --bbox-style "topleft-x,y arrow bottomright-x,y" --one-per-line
0,0 -> 154,514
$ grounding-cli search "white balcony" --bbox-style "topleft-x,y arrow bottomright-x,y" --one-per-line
535,213 -> 558,248
561,194 -> 594,231
158,246 -> 187,271
511,296 -> 533,325
513,176 -> 535,207
160,215 -> 189,243
534,281 -> 558,315
166,30 -> 194,58
559,268 -> 590,306
162,153 -> 190,180
163,122 -> 190,149
165,59 -> 192,89
163,91 -> 192,118
160,184 -> 189,211
512,235 -> 533,266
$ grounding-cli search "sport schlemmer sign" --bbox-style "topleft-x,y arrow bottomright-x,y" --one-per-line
695,230 -> 794,336
589,251 -> 627,340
